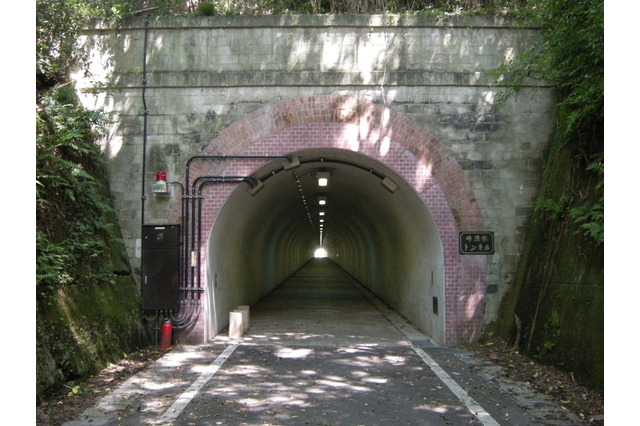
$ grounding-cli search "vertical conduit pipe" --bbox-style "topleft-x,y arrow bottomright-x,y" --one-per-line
141,14 -> 150,227
182,156 -> 287,300
140,14 -> 151,319
195,177 -> 250,292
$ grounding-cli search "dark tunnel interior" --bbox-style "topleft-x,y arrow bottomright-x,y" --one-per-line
204,148 -> 446,344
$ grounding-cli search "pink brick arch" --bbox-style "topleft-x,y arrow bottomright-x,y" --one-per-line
171,95 -> 487,345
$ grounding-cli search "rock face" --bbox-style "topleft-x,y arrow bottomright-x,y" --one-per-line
36,139 -> 152,399
36,273 -> 151,399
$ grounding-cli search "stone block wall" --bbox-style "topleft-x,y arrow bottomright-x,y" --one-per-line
73,14 -> 555,331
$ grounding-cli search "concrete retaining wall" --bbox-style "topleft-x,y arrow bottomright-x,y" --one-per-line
72,14 -> 555,343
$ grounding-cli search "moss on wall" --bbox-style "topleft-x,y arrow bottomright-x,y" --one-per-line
494,137 -> 604,391
36,85 -> 153,399
36,247 -> 152,400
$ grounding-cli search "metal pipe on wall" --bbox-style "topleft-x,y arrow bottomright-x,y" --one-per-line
140,14 -> 153,321
140,14 -> 150,228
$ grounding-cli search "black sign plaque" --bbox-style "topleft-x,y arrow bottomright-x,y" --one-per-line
459,231 -> 494,255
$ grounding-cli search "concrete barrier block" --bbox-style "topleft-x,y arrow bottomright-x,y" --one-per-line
229,310 -> 244,339
237,305 -> 250,332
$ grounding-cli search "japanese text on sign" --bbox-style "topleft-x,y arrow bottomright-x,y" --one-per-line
459,231 -> 494,255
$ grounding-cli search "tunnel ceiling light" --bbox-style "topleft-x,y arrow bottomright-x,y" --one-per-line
153,172 -> 170,195
319,211 -> 325,216
318,196 -> 327,205
317,172 -> 330,187
381,176 -> 398,193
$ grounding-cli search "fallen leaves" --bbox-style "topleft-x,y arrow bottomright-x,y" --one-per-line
66,386 -> 81,398
37,346 -> 166,425
465,338 -> 603,425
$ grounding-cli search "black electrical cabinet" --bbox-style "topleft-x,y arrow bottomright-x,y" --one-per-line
141,224 -> 180,310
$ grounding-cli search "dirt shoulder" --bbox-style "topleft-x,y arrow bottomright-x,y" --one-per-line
463,338 -> 604,425
36,347 -> 166,425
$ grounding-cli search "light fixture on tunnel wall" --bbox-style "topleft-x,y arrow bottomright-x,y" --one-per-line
317,171 -> 330,187
247,177 -> 264,196
152,172 -> 170,195
381,176 -> 398,193
282,157 -> 301,170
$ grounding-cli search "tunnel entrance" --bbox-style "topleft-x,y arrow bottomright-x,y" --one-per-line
169,96 -> 487,346
205,148 -> 446,344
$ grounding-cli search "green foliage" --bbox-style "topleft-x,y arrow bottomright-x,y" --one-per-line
568,200 -> 603,245
492,0 -> 603,390
496,0 -> 603,142
37,0 -> 91,90
195,2 -> 216,15
34,0 -> 533,20
533,152 -> 603,247
495,0 -> 603,244
543,0 -> 603,141
254,0 -> 521,14
567,154 -> 604,245
110,2 -> 133,20
36,85 -> 115,294
534,196 -> 567,221
36,0 -> 121,90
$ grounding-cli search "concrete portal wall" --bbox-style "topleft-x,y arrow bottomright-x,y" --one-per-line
73,14 -> 555,342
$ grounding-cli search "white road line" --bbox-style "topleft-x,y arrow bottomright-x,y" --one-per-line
157,275 -> 497,426
158,343 -> 239,424
348,278 -> 500,425
412,345 -> 500,425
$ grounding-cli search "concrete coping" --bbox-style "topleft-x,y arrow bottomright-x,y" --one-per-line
84,14 -> 540,32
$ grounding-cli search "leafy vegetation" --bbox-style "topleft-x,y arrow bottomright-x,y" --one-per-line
36,0 -> 154,399
35,81 -> 152,399
36,86 -> 113,294
496,0 -> 604,245
196,1 -> 217,15
492,0 -> 603,391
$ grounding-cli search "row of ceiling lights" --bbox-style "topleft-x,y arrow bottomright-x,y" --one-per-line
317,173 -> 328,246
154,162 -> 335,250
290,169 -> 331,246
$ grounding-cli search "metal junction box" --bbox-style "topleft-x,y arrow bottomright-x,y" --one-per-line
141,225 -> 180,310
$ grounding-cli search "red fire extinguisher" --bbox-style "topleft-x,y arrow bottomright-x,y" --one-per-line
160,319 -> 173,349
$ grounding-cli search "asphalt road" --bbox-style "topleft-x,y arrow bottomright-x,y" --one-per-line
63,259 -> 581,426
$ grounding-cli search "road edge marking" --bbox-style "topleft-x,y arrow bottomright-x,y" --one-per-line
411,345 -> 500,426
348,276 -> 500,425
158,343 -> 239,424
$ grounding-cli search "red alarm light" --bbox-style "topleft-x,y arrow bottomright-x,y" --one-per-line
153,172 -> 169,194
